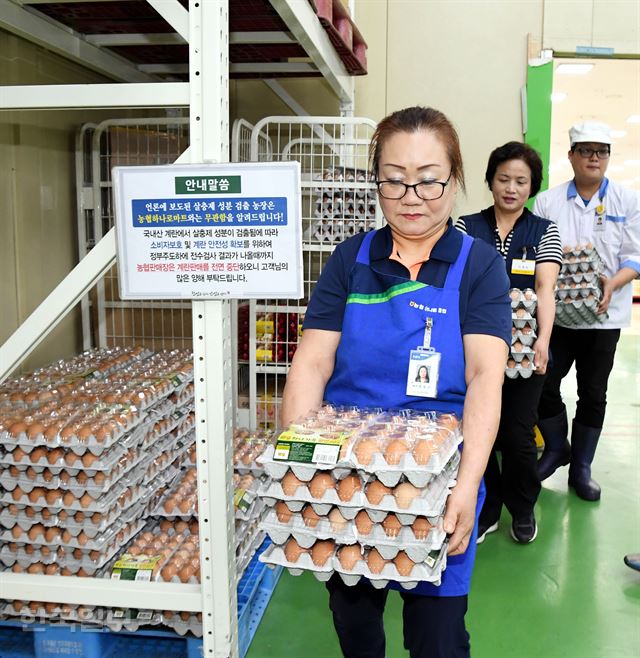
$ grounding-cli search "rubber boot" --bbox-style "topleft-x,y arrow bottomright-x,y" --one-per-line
537,411 -> 571,481
568,421 -> 601,501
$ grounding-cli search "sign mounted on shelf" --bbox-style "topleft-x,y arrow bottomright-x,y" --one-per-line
113,162 -> 303,299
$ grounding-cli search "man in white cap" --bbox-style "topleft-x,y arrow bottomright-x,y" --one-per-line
533,121 -> 640,501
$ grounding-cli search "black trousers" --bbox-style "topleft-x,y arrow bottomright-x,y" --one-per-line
326,575 -> 470,658
481,374 -> 545,524
539,326 -> 621,429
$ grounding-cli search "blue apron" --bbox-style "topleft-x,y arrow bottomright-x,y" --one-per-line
324,229 -> 484,597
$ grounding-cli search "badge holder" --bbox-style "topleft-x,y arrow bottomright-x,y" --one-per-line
406,318 -> 441,399
594,203 -> 606,232
511,247 -> 536,276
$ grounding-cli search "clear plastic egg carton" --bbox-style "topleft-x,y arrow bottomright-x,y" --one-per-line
260,455 -> 457,522
103,608 -> 162,633
233,428 -> 272,475
509,288 -> 537,312
0,404 -> 144,455
235,495 -> 266,523
0,447 -> 148,498
262,505 -> 445,562
260,540 -> 446,589
1,512 -> 145,554
108,522 -> 201,584
236,527 -> 267,576
2,600 -> 107,625
154,467 -> 199,518
0,473 -> 145,514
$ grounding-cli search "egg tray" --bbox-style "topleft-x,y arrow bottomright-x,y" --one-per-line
505,363 -> 535,379
511,328 -> 536,348
0,447 -> 150,498
235,496 -> 266,523
237,529 -> 267,580
346,432 -> 461,488
508,344 -> 535,364
0,409 -> 146,455
0,489 -> 147,535
555,303 -> 607,328
561,256 -> 603,275
2,520 -> 144,574
143,440 -> 194,489
259,464 -> 455,523
261,506 -> 445,562
512,316 -> 537,331
2,601 -> 107,625
0,508 -> 146,549
259,542 -> 445,590
509,288 -> 537,313
102,608 -> 163,634
141,409 -> 191,450
161,612 -> 203,638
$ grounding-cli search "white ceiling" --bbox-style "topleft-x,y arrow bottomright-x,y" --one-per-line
549,58 -> 640,191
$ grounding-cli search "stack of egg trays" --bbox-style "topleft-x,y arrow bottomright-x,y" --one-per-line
506,288 -> 537,379
555,245 -> 607,327
310,167 -> 377,244
260,412 -> 460,588
1,599 -> 108,627
101,518 -> 200,634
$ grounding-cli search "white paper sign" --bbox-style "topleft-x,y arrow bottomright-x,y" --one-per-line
113,162 -> 302,299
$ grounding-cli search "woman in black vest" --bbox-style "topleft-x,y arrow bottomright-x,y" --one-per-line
456,142 -> 562,544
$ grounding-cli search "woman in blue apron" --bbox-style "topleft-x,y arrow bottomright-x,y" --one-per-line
457,142 -> 562,545
281,107 -> 511,658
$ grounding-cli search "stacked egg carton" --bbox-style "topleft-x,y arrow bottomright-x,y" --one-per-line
555,244 -> 607,327
310,167 -> 377,244
257,406 -> 461,589
0,348 -> 195,623
233,429 -> 273,578
506,288 -> 537,379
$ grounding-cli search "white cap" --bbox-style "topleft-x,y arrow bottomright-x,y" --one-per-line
569,121 -> 612,146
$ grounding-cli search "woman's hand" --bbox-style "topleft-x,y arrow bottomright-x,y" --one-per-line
444,483 -> 479,556
532,338 -> 549,375
597,275 -> 614,314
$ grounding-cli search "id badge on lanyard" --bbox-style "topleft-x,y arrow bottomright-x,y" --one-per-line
594,203 -> 606,233
511,247 -> 535,276
406,317 -> 441,399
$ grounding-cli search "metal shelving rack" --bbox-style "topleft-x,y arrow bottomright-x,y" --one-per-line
0,2 -> 365,657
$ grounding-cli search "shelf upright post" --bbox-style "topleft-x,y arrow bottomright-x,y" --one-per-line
188,1 -> 238,658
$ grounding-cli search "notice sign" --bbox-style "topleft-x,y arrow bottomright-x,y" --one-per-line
112,162 -> 302,299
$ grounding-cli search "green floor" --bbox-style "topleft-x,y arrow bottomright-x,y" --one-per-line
247,323 -> 640,658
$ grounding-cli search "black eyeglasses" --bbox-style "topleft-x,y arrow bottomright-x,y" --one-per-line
573,146 -> 610,159
376,173 -> 452,200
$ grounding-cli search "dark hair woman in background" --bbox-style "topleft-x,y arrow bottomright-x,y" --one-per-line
456,141 -> 562,544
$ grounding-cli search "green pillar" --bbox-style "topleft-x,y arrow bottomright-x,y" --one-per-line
525,61 -> 553,198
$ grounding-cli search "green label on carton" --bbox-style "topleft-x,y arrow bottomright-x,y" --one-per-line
111,554 -> 162,581
273,428 -> 350,465
175,176 -> 241,194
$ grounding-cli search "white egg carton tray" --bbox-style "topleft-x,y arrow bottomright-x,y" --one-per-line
236,529 -> 267,581
0,496 -> 146,539
509,288 -> 537,312
258,445 -> 353,480
103,609 -> 161,633
505,363 -> 535,379
161,612 -> 203,638
0,427 -> 144,473
259,466 -> 454,523
509,345 -> 535,363
555,300 -> 606,327
556,285 -> 601,301
347,434 -> 461,488
511,329 -> 536,348
559,271 -> 599,285
1,520 -> 144,574
2,601 -> 107,625
260,542 -> 446,590
261,507 -> 445,562
235,496 -> 266,523
0,409 -> 146,454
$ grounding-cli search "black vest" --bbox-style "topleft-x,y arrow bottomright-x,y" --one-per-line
460,207 -> 551,289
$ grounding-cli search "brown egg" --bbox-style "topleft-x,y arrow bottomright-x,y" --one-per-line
512,341 -> 523,353
59,426 -> 75,443
44,426 -> 59,442
29,447 -> 46,463
507,358 -> 517,368
274,501 -> 293,524
338,544 -> 363,571
27,563 -> 44,574
44,564 -> 59,576
46,449 -> 64,465
281,471 -> 304,496
302,505 -> 321,528
308,472 -> 335,499
179,498 -> 193,514
11,525 -> 23,539
509,290 -> 520,301
63,492 -> 76,507
11,487 -> 24,501
521,357 -> 531,368
65,452 -> 80,467
394,482 -> 421,509
93,472 -> 106,485
9,422 -> 27,437
283,538 -> 308,563
76,472 -> 88,485
82,452 -> 98,468
365,480 -> 392,505
310,540 -> 335,567
354,438 -> 380,465
178,565 -> 195,582
79,493 -> 93,508
28,488 -> 45,504
384,439 -> 409,465
27,423 -> 45,440
11,447 -> 28,463
394,551 -> 416,577
44,527 -> 60,542
412,439 -> 435,466
366,548 -> 387,575
411,517 -> 434,540
328,507 -> 347,533
354,510 -> 374,536
336,474 -> 361,502
382,513 -> 402,538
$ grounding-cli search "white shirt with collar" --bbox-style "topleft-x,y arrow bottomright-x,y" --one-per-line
533,177 -> 640,329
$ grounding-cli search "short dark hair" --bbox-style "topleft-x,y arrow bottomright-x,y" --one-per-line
370,106 -> 465,193
485,141 -> 543,198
